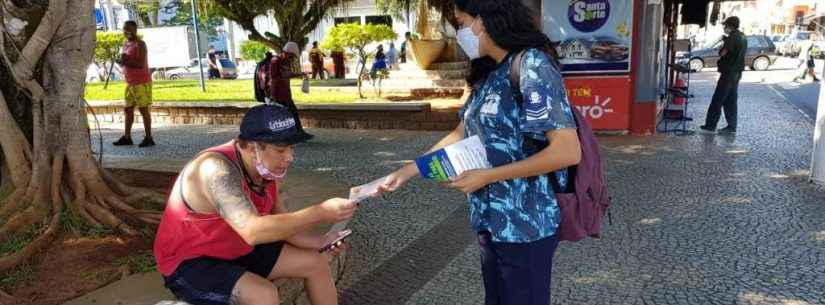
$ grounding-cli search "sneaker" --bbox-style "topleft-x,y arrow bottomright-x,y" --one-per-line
718,126 -> 737,134
113,136 -> 133,146
697,125 -> 716,134
138,137 -> 156,148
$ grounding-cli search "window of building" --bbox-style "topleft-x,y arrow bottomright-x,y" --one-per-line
365,15 -> 392,27
335,17 -> 361,25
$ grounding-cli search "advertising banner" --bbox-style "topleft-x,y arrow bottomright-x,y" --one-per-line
543,0 -> 634,74
564,76 -> 631,130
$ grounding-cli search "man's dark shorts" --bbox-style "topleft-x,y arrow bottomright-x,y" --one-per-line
808,59 -> 816,69
163,242 -> 284,305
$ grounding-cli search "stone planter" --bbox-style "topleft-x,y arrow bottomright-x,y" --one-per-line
410,39 -> 447,70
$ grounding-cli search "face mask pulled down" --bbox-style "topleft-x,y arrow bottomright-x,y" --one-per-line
457,19 -> 482,59
255,145 -> 287,180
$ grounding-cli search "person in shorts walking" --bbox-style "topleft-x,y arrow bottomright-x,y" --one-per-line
113,20 -> 155,147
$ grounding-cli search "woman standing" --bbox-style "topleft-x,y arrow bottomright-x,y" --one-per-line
378,1 -> 581,304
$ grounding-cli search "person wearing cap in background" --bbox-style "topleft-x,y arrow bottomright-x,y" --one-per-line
270,41 -> 314,140
699,16 -> 747,135
153,104 -> 356,305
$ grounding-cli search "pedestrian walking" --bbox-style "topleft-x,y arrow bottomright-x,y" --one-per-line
309,41 -> 326,80
113,20 -> 155,147
331,48 -> 346,79
254,52 -> 274,103
400,32 -> 411,64
793,35 -> 820,83
207,46 -> 221,79
386,42 -> 399,69
699,16 -> 747,135
370,44 -> 388,78
377,1 -> 580,304
270,42 -> 314,140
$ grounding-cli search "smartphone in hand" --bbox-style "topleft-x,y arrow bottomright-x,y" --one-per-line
319,230 -> 353,253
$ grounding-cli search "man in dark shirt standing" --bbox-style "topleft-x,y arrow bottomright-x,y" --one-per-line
270,41 -> 313,140
700,16 -> 747,134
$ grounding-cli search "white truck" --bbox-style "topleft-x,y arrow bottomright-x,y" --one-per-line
138,25 -> 207,69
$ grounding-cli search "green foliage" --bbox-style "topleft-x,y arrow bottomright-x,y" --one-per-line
208,0 -> 354,50
94,32 -> 126,66
61,212 -> 114,238
116,251 -> 156,273
0,223 -> 44,256
322,23 -> 397,54
162,0 -> 223,38
85,79 -> 362,104
240,40 -> 269,61
375,0 -> 419,22
0,264 -> 32,290
322,23 -> 396,97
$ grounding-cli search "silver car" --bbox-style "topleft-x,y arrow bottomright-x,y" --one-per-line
165,58 -> 238,80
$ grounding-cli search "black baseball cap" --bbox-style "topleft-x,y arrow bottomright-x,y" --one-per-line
722,16 -> 740,29
239,104 -> 312,145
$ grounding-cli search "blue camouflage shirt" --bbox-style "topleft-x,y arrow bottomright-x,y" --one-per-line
459,48 -> 577,243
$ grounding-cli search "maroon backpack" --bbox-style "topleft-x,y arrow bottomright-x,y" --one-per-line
510,50 -> 612,242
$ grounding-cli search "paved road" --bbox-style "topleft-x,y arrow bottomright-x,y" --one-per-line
766,56 -> 822,122
96,59 -> 825,305
687,56 -> 821,122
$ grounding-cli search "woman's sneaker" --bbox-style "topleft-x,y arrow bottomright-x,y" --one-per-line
113,136 -> 133,146
718,126 -> 737,134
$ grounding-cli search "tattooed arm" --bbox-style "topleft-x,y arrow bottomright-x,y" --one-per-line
197,155 -> 357,246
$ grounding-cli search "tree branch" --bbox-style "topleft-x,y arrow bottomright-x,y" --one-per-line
0,89 -> 32,189
11,0 -> 68,81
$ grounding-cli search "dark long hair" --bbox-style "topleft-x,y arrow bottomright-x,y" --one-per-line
453,0 -> 560,87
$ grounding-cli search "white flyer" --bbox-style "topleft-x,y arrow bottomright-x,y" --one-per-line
415,135 -> 492,182
349,176 -> 387,203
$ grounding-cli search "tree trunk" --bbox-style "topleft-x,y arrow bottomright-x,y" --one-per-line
0,0 -> 163,273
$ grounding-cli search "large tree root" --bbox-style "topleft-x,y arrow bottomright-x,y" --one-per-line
0,0 -> 163,275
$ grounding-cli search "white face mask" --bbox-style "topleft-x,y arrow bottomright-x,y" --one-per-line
457,18 -> 482,59
254,144 -> 287,180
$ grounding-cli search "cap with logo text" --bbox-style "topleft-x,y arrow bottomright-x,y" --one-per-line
239,104 -> 311,145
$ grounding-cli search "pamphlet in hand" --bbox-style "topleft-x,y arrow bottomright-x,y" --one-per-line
349,177 -> 387,204
415,135 -> 491,182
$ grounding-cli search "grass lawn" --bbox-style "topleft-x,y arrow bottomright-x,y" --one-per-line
85,79 -> 363,104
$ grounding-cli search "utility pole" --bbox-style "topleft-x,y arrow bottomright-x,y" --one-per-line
812,64 -> 825,185
191,0 -> 206,92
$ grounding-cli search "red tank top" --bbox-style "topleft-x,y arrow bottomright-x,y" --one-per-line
123,40 -> 152,85
153,141 -> 277,276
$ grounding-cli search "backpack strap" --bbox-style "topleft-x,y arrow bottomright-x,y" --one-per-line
508,49 -> 570,193
509,50 -> 526,93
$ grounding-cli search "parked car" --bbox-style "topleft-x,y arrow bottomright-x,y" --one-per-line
164,57 -> 238,80
772,35 -> 789,56
676,35 -> 777,71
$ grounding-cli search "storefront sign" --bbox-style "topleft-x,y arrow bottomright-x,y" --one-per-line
543,0 -> 634,74
563,76 -> 631,130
